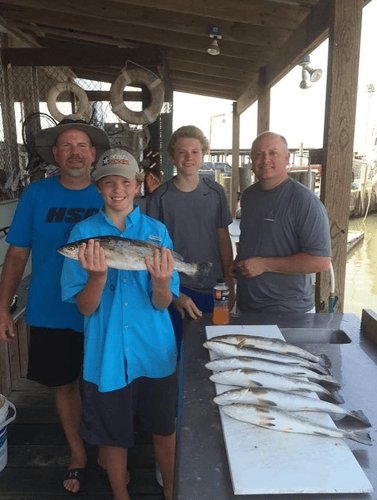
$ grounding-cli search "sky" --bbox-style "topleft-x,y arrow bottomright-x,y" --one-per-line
172,0 -> 377,155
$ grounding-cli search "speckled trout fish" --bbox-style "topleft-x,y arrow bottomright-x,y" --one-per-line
214,387 -> 371,426
205,357 -> 340,388
221,404 -> 372,446
209,334 -> 324,365
209,368 -> 334,398
203,340 -> 329,375
58,236 -> 212,282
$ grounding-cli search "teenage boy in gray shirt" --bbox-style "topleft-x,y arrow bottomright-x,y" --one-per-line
147,125 -> 234,353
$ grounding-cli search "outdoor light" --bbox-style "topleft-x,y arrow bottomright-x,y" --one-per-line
299,55 -> 322,89
306,66 -> 323,83
208,26 -> 222,56
208,38 -> 220,56
299,67 -> 312,89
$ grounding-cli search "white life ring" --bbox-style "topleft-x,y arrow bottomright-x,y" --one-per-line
47,82 -> 90,122
110,68 -> 165,125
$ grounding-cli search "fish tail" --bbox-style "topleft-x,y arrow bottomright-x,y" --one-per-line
322,390 -> 344,405
348,410 -> 372,427
190,261 -> 213,284
348,429 -> 372,446
319,374 -> 341,389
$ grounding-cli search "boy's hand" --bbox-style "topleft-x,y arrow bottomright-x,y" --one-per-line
146,248 -> 175,310
173,293 -> 202,320
78,239 -> 108,276
145,247 -> 174,284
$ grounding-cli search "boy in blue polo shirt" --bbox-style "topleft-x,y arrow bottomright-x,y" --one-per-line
61,148 -> 179,500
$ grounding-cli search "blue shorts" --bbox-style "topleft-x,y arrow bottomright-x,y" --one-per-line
169,286 -> 214,358
27,326 -> 84,387
79,373 -> 177,449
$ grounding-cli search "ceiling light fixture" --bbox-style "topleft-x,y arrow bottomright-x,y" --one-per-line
208,26 -> 222,56
299,55 -> 322,89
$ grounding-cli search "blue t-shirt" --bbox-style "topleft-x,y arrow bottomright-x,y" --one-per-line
61,206 -> 179,392
6,175 -> 103,331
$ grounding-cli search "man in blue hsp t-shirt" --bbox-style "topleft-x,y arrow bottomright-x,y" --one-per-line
0,116 -> 110,495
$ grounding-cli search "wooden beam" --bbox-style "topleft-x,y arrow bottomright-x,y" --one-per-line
172,77 -> 239,97
167,60 -> 254,83
2,0 -> 311,30
257,67 -> 270,133
2,0 -> 295,48
169,69 -> 245,90
30,26 -> 139,50
231,102 -> 240,217
1,46 -> 163,67
2,9 -> 277,61
361,309 -> 377,345
315,0 -> 363,313
236,77 -> 259,115
173,85 -> 236,100
0,15 -> 40,48
167,49 -> 262,73
110,0 -> 310,29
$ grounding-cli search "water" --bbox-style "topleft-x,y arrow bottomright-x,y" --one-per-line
344,213 -> 377,317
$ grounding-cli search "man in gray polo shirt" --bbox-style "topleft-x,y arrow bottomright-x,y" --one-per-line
235,131 -> 331,314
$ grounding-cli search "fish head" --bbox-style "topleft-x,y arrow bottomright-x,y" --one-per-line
57,241 -> 83,260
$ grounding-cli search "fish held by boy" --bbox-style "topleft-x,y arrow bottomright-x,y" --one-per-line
58,236 -> 212,283
221,404 -> 372,446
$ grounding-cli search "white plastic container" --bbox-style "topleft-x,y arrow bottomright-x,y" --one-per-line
0,394 -> 16,473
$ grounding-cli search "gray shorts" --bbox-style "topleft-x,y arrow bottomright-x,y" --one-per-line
79,373 -> 177,448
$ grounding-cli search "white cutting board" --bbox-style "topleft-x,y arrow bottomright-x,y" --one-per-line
205,324 -> 373,495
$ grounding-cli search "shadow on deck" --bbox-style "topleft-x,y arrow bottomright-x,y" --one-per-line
0,378 -> 164,499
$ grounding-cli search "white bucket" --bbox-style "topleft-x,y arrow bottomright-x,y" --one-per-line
0,394 -> 16,473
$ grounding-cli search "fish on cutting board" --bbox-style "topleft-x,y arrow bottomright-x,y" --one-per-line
210,334 -> 324,364
203,340 -> 329,375
210,368 -> 338,400
213,387 -> 370,426
205,357 -> 339,388
221,404 -> 372,446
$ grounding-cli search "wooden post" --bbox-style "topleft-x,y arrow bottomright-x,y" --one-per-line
257,67 -> 270,134
231,102 -> 240,217
316,0 -> 363,313
361,309 -> 377,345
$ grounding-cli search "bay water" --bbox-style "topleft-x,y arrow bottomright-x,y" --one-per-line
345,213 -> 377,317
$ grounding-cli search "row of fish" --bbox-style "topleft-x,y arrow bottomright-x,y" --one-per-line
204,334 -> 372,446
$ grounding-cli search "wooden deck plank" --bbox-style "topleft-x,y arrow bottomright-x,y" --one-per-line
0,377 -> 165,499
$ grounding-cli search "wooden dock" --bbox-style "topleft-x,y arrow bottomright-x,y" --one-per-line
0,378 -> 164,499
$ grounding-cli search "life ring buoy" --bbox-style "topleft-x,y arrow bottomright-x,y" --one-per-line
47,82 -> 90,122
110,68 -> 165,125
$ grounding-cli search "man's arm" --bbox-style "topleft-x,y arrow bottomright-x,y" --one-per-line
235,253 -> 331,279
0,245 -> 31,343
217,227 -> 235,310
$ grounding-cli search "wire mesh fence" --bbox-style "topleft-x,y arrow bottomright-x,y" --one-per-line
0,49 -> 173,202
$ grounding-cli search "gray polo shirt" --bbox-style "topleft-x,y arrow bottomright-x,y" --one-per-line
237,177 -> 331,313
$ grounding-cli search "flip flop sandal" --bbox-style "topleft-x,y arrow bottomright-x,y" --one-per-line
63,467 -> 86,496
